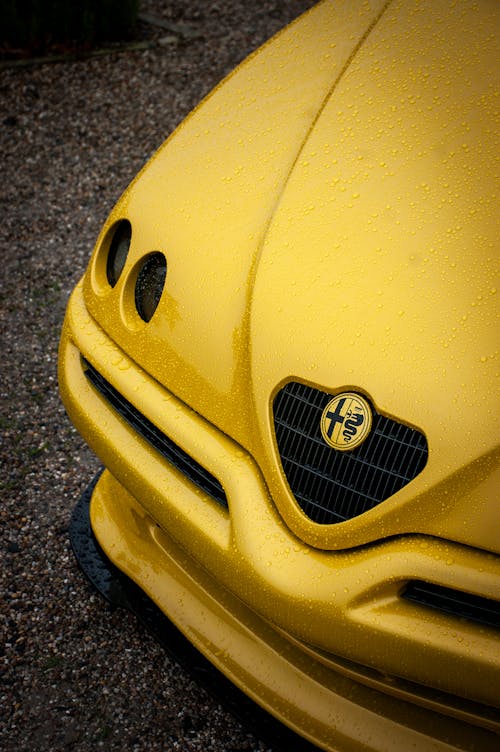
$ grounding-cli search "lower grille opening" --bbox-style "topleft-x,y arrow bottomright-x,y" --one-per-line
403,581 -> 500,630
82,359 -> 227,508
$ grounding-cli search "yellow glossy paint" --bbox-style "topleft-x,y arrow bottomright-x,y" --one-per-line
59,1 -> 500,750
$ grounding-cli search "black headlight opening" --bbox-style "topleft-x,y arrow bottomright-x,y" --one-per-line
135,252 -> 167,322
106,220 -> 132,288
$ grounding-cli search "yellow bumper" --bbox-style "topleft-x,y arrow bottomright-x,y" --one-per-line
59,282 -> 500,751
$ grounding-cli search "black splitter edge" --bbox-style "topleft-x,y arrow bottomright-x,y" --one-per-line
70,470 -> 320,752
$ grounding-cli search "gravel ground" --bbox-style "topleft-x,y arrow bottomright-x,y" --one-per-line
0,3 -> 315,750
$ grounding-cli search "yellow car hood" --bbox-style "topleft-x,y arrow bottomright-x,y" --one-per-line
84,0 -> 499,552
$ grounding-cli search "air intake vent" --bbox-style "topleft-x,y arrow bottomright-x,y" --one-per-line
404,581 -> 500,630
83,360 -> 227,507
273,381 -> 427,524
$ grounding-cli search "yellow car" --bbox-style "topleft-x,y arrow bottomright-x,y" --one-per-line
59,1 -> 499,750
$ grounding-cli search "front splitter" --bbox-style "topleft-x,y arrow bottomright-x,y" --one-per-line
70,470 -> 319,752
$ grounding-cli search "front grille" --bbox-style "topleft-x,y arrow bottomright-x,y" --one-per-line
83,360 -> 227,507
404,581 -> 500,630
273,381 -> 428,524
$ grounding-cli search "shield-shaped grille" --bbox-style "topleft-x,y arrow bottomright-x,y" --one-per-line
273,382 -> 428,524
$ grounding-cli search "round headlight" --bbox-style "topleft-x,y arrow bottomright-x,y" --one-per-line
135,253 -> 167,322
106,220 -> 131,287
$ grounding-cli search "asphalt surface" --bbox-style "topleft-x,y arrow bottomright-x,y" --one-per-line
0,2 -> 315,750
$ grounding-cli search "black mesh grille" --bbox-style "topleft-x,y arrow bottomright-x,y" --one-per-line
83,360 -> 227,507
273,382 -> 428,524
404,581 -> 500,630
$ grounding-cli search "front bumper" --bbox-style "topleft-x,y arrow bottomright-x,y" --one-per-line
70,470 -> 318,752
60,282 -> 500,752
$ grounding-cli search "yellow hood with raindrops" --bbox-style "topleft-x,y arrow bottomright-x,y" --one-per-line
81,0 -> 498,552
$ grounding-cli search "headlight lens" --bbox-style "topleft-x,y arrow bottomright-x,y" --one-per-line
106,220 -> 131,287
135,253 -> 167,322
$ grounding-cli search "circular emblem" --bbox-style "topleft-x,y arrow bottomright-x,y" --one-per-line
320,392 -> 372,451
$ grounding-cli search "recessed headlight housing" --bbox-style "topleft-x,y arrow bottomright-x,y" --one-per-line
134,253 -> 167,322
106,220 -> 132,288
